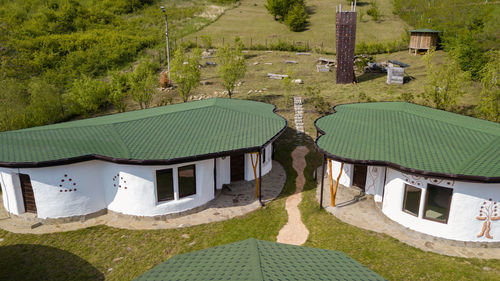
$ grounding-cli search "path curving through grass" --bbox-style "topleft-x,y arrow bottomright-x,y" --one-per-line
277,146 -> 310,245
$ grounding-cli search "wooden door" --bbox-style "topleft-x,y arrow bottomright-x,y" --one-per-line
19,174 -> 37,214
352,165 -> 367,191
230,154 -> 245,182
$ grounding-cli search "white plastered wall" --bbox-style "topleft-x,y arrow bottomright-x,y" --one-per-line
382,168 -> 500,242
0,170 -> 25,215
16,161 -> 108,219
365,166 -> 386,202
0,159 -> 216,219
244,144 -> 273,181
106,159 -> 215,217
216,157 -> 230,190
327,160 -> 353,187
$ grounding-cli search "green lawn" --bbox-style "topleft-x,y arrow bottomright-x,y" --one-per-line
186,0 -> 409,52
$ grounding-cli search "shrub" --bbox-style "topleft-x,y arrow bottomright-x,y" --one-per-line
65,76 -> 110,116
305,86 -> 330,114
366,1 -> 380,21
109,72 -> 130,112
200,35 -> 213,50
285,3 -> 307,31
129,59 -> 158,109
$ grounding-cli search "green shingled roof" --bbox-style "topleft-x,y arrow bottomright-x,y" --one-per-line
134,238 -> 385,281
315,102 -> 500,182
0,98 -> 286,167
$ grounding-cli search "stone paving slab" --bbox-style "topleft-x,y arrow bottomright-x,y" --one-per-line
315,167 -> 500,259
0,161 -> 285,234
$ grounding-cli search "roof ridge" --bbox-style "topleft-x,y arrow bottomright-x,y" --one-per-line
456,136 -> 500,174
6,101 -> 219,135
399,107 -> 500,137
253,239 -> 265,281
108,123 -> 131,159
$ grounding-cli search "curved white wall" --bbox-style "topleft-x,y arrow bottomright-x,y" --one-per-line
0,147 -> 274,220
382,168 -> 500,242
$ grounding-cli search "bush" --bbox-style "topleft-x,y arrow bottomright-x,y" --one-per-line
366,1 -> 380,21
129,59 -> 159,109
109,72 -> 130,112
285,4 -> 307,31
200,35 -> 213,50
305,87 -> 330,114
65,76 -> 110,116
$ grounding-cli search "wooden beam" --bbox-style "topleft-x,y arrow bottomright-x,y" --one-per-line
328,159 -> 334,206
333,162 -> 344,207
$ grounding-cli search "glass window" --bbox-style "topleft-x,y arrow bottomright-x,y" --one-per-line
156,169 -> 174,202
424,184 -> 453,223
178,165 -> 196,198
403,184 -> 421,216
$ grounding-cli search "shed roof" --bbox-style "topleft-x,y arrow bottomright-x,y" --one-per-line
315,102 -> 500,182
410,28 -> 440,33
0,98 -> 287,168
134,238 -> 385,281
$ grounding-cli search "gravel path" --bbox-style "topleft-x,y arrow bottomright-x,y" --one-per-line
277,146 -> 310,245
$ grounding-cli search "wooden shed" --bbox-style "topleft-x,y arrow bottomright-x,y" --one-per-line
409,29 -> 439,55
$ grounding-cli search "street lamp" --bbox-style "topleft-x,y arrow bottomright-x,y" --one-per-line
160,6 -> 171,84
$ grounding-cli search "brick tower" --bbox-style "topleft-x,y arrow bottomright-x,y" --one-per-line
336,3 -> 357,84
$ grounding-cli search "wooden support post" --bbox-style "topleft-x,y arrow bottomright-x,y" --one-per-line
332,162 -> 344,207
320,155 -> 326,209
328,158 -> 334,206
251,152 -> 260,198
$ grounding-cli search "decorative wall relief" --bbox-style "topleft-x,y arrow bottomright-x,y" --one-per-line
476,199 -> 499,239
401,173 -> 455,188
112,173 -> 128,190
366,167 -> 380,194
59,174 -> 77,192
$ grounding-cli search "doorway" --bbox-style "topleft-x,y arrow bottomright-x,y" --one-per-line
19,173 -> 37,214
230,154 -> 245,182
352,165 -> 367,191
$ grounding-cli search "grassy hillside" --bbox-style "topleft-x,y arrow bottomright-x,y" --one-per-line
0,0 -> 230,132
187,0 -> 409,52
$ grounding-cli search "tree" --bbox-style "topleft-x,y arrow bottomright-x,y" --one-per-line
170,47 -> 201,102
109,72 -> 129,112
65,75 -> 110,116
26,77 -> 64,126
423,48 -> 470,111
265,0 -> 283,20
217,40 -> 246,99
476,50 -> 500,122
129,59 -> 158,109
285,3 -> 307,31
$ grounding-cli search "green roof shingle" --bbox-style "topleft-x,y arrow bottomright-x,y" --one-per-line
315,102 -> 500,182
0,98 -> 287,167
134,239 -> 386,281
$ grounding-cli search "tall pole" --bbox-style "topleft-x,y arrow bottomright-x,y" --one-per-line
161,6 -> 171,83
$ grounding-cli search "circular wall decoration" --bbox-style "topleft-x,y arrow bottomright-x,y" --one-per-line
59,174 -> 77,192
